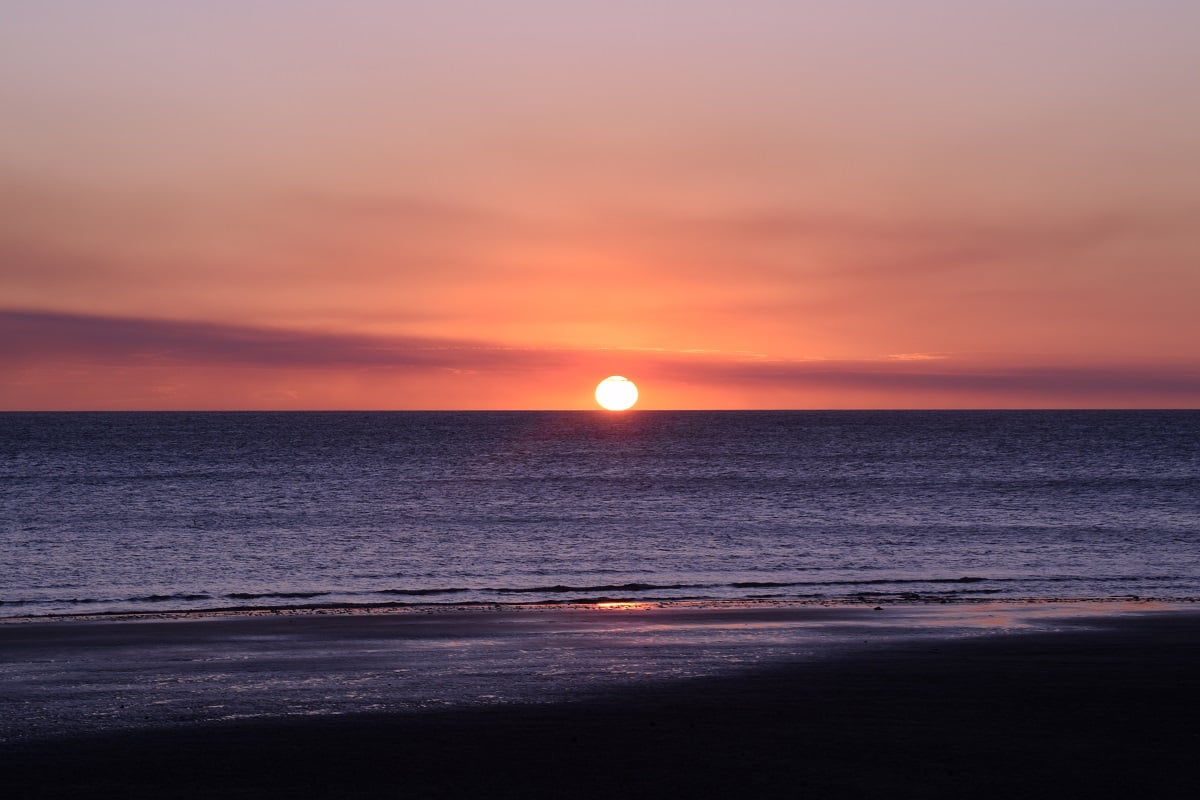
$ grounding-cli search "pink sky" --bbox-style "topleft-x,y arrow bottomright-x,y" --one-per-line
3,1 -> 1199,409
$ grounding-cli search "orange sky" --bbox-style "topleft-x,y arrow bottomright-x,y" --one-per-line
3,2 -> 1199,409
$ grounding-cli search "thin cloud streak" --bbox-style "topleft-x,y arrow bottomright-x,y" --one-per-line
654,357 -> 1200,400
0,309 -> 571,372
633,208 -> 1172,282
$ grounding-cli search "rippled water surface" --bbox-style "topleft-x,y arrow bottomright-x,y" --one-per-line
2,411 -> 1197,616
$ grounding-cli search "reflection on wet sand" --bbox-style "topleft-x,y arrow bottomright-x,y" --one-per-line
0,599 -> 1190,744
4,601 -> 1198,799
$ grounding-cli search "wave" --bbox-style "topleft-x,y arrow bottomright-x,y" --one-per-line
0,592 -> 215,607
489,582 -> 701,594
729,576 -> 995,589
2,574 -> 1190,616
375,587 -> 471,596
200,577 -> 1013,602
224,591 -> 331,600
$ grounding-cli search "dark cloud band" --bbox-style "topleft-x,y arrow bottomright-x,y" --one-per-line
4,308 -> 1198,403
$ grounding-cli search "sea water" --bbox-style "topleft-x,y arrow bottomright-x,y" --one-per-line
1,411 -> 1197,617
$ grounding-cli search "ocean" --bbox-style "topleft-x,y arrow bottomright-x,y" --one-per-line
1,411 -> 1197,618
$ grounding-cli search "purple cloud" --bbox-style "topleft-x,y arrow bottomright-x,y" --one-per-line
0,309 -> 569,372
4,308 -> 1198,404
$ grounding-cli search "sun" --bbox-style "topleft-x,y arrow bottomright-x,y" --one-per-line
595,376 -> 638,411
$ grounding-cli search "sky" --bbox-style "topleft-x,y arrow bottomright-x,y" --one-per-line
3,1 -> 1199,410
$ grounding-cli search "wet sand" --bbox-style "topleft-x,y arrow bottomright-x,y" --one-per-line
3,603 -> 1198,798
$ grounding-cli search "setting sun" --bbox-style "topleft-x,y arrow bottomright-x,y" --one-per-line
595,376 -> 639,411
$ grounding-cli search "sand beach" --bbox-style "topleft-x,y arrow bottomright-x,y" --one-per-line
2,602 -> 1197,798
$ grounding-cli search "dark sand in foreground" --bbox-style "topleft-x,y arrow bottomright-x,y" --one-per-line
3,605 -> 1198,799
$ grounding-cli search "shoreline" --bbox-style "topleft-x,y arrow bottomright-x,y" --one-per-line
2,602 -> 1193,738
3,603 -> 1197,798
1,593 -> 1192,625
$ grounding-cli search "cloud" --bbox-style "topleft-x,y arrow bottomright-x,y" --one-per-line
0,309 -> 570,372
4,308 -> 1198,405
650,356 -> 1200,400
648,207 -> 1164,280
888,353 -> 948,361
0,239 -> 108,283
282,191 -> 504,230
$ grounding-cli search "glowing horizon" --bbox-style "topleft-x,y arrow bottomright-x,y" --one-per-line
3,2 -> 1199,410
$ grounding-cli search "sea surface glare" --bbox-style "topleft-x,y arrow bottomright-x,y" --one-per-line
1,411 -> 1197,617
